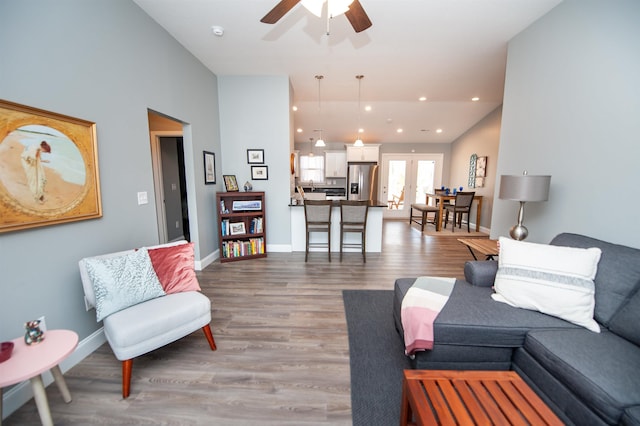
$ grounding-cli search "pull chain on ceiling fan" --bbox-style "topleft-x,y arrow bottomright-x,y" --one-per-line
260,0 -> 372,33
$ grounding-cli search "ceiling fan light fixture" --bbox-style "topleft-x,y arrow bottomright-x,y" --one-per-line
301,0 -> 354,18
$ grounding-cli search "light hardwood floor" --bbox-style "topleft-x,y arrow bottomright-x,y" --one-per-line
4,221 -> 483,425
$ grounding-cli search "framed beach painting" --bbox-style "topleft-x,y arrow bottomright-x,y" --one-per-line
0,99 -> 102,233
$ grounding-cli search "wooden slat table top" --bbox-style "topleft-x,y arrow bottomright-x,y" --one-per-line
400,370 -> 564,426
457,238 -> 499,260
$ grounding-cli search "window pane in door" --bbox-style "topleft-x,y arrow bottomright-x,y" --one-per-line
414,160 -> 435,205
387,160 -> 406,210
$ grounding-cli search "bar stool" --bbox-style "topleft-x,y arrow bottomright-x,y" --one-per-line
303,199 -> 333,262
339,200 -> 369,262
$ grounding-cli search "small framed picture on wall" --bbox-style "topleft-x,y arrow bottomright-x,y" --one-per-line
251,166 -> 268,180
247,149 -> 264,164
203,151 -> 216,184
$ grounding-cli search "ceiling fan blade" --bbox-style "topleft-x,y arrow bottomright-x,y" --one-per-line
260,0 -> 302,24
344,0 -> 372,33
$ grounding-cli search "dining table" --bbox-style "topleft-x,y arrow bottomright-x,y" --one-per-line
425,193 -> 484,232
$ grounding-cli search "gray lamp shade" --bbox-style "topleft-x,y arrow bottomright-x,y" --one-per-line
499,175 -> 551,202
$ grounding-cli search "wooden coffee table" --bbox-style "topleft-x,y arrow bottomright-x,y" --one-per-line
400,370 -> 563,425
458,238 -> 499,260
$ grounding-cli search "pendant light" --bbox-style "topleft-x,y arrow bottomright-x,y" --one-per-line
308,138 -> 315,156
354,75 -> 364,146
314,75 -> 326,147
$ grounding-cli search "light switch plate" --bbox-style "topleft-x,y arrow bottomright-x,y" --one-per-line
137,191 -> 148,205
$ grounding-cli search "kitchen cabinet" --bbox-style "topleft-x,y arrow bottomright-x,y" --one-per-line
346,144 -> 380,162
325,151 -> 347,177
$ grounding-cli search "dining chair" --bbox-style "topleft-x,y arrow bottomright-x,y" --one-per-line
388,188 -> 405,210
303,199 -> 333,262
339,200 -> 369,262
444,191 -> 475,232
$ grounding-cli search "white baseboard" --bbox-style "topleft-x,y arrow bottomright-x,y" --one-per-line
196,249 -> 218,271
267,244 -> 292,252
1,328 -> 106,421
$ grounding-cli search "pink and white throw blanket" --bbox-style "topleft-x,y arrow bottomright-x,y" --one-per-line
401,276 -> 456,355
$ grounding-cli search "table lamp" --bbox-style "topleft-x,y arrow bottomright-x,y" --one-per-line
499,171 -> 551,241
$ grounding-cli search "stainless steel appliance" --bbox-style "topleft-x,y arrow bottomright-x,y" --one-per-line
348,162 -> 379,201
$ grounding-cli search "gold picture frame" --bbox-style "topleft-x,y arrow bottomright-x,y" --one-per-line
0,99 -> 102,233
223,174 -> 239,192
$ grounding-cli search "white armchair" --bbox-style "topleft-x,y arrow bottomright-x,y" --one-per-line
79,240 -> 216,398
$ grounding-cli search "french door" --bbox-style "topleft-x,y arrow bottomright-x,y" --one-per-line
380,153 -> 444,219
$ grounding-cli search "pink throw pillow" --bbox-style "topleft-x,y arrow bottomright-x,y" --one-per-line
147,242 -> 201,294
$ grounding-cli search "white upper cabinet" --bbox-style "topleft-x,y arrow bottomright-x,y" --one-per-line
325,151 -> 347,177
346,144 -> 380,162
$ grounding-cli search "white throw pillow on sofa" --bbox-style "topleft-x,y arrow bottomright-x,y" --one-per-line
492,237 -> 602,332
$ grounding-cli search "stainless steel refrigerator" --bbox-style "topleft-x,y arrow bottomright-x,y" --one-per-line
348,162 -> 379,201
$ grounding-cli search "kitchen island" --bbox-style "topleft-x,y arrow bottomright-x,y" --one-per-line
290,200 -> 386,253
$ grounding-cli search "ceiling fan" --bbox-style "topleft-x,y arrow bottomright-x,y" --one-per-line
261,0 -> 372,33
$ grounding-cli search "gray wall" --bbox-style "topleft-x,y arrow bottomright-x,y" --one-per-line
449,106 -> 502,230
491,0 -> 640,248
0,1 -> 221,342
218,76 -> 293,249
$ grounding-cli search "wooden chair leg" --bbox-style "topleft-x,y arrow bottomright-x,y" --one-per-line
338,222 -> 342,262
362,231 -> 366,263
202,324 -> 217,351
328,229 -> 331,262
305,231 -> 309,262
122,359 -> 133,399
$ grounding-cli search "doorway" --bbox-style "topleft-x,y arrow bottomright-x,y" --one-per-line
148,111 -> 190,243
380,153 -> 443,219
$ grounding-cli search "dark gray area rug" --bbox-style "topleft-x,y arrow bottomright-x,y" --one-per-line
343,290 -> 411,426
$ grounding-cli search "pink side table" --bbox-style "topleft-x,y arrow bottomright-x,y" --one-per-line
0,329 -> 78,426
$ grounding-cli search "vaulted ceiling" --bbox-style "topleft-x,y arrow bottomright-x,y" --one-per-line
134,0 -> 562,144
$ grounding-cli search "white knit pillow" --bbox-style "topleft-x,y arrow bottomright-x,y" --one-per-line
83,248 -> 165,321
492,237 -> 602,332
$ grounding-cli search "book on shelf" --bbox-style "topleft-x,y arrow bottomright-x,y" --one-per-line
221,237 -> 264,258
221,219 -> 230,236
249,217 -> 263,234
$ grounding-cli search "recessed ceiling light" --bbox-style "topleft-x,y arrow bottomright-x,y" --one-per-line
397,128 -> 403,133
211,25 -> 224,37
365,105 -> 372,111
296,128 -> 303,133
419,96 -> 427,102
471,97 -> 480,102
436,129 -> 443,133
358,128 -> 364,133
292,106 -> 298,111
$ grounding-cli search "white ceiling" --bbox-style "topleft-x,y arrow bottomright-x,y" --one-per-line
133,0 -> 562,144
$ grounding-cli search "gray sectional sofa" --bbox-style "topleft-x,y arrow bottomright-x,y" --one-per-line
392,233 -> 640,425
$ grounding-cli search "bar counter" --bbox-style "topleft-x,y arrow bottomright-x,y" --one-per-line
289,200 -> 385,253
